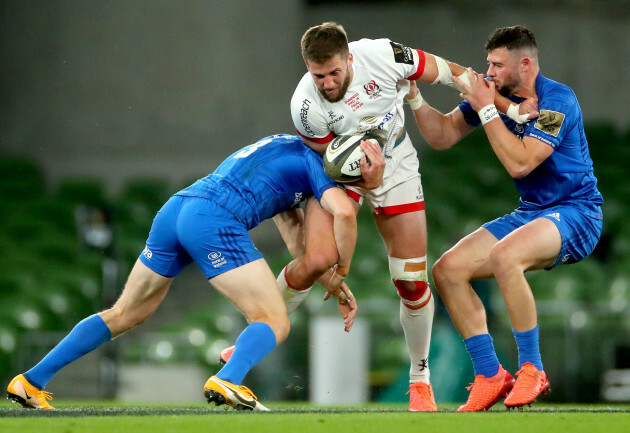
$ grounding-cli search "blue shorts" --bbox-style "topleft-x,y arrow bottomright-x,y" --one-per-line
483,202 -> 603,269
139,195 -> 263,279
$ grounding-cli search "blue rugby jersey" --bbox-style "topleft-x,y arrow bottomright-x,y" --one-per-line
175,134 -> 338,229
459,72 -> 603,210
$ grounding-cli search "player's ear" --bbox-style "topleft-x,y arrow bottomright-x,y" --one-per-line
347,53 -> 353,66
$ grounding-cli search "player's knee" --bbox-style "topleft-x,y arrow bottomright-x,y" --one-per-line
432,250 -> 467,289
389,256 -> 431,310
489,241 -> 521,274
100,306 -> 147,337
303,249 -> 337,276
270,314 -> 291,343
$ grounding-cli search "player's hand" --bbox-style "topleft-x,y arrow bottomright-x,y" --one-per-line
520,97 -> 539,120
454,67 -> 494,112
406,80 -> 419,100
323,281 -> 357,332
351,139 -> 384,190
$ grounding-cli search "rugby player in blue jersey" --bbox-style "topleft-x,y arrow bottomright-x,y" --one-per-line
7,134 -> 383,410
405,25 -> 603,411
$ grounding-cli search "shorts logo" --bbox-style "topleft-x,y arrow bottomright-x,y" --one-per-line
142,246 -> 152,259
546,212 -> 561,221
209,251 -> 227,268
561,254 -> 571,263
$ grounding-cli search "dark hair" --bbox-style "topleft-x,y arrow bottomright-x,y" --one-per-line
301,22 -> 349,64
485,25 -> 537,52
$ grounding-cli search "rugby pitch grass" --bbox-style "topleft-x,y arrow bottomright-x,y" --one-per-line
1,401 -> 629,433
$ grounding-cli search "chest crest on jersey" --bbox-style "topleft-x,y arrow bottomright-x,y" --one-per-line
364,80 -> 382,100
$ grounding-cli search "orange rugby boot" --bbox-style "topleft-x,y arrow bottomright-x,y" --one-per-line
504,362 -> 550,408
407,381 -> 438,412
204,375 -> 269,411
457,365 -> 514,412
7,374 -> 54,409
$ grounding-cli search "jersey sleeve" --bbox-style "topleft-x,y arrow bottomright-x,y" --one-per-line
304,149 -> 338,200
458,100 -> 482,127
524,97 -> 572,149
290,75 -> 336,144
353,38 -> 426,82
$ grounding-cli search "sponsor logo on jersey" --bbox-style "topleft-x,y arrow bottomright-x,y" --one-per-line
326,110 -> 345,127
357,116 -> 379,132
344,92 -> 363,112
534,109 -> 565,137
390,41 -> 414,65
300,98 -> 316,136
142,246 -> 152,259
377,112 -> 394,130
364,80 -> 382,99
208,251 -> 227,268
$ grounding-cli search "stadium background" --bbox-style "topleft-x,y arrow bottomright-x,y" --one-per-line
1,0 -> 629,405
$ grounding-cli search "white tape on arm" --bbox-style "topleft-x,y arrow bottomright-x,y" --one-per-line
478,104 -> 500,125
506,103 -> 531,124
407,94 -> 423,111
431,56 -> 453,86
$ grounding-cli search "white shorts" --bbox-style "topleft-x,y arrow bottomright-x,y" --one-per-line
345,133 -> 425,215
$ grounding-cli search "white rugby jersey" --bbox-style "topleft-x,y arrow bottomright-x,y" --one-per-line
290,38 -> 425,157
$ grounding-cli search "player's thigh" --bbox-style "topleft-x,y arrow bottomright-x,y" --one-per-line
437,227 -> 499,281
494,217 -> 562,271
373,210 -> 427,258
209,259 -> 287,321
101,260 -> 173,334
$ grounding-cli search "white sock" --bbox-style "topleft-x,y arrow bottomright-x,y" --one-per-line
400,293 -> 434,383
277,266 -> 311,314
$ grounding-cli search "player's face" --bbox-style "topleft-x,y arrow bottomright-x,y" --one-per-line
307,53 -> 353,103
486,47 -> 523,96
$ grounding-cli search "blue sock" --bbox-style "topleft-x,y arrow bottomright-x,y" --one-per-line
513,325 -> 543,371
217,322 -> 276,385
24,314 -> 111,389
464,334 -> 500,378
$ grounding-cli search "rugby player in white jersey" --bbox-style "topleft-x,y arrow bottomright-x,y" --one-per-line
286,22 -> 536,412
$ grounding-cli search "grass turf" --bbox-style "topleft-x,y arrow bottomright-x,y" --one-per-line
1,401 -> 629,433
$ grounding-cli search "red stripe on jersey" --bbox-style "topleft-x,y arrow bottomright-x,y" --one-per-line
407,49 -> 426,81
296,129 -> 335,145
345,189 -> 362,203
374,201 -> 425,215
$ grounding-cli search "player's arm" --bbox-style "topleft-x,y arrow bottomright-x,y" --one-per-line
301,136 -> 329,156
272,208 -> 305,258
319,186 -> 357,289
406,81 -> 474,150
417,53 -> 538,123
455,68 -> 553,177
319,186 -> 358,330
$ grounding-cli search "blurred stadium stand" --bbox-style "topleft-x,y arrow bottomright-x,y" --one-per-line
1,122 -> 628,404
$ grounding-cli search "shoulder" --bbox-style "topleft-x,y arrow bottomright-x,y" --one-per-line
350,38 -> 396,61
538,75 -> 579,108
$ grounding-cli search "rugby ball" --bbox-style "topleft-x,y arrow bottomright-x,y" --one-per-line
323,133 -> 382,183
